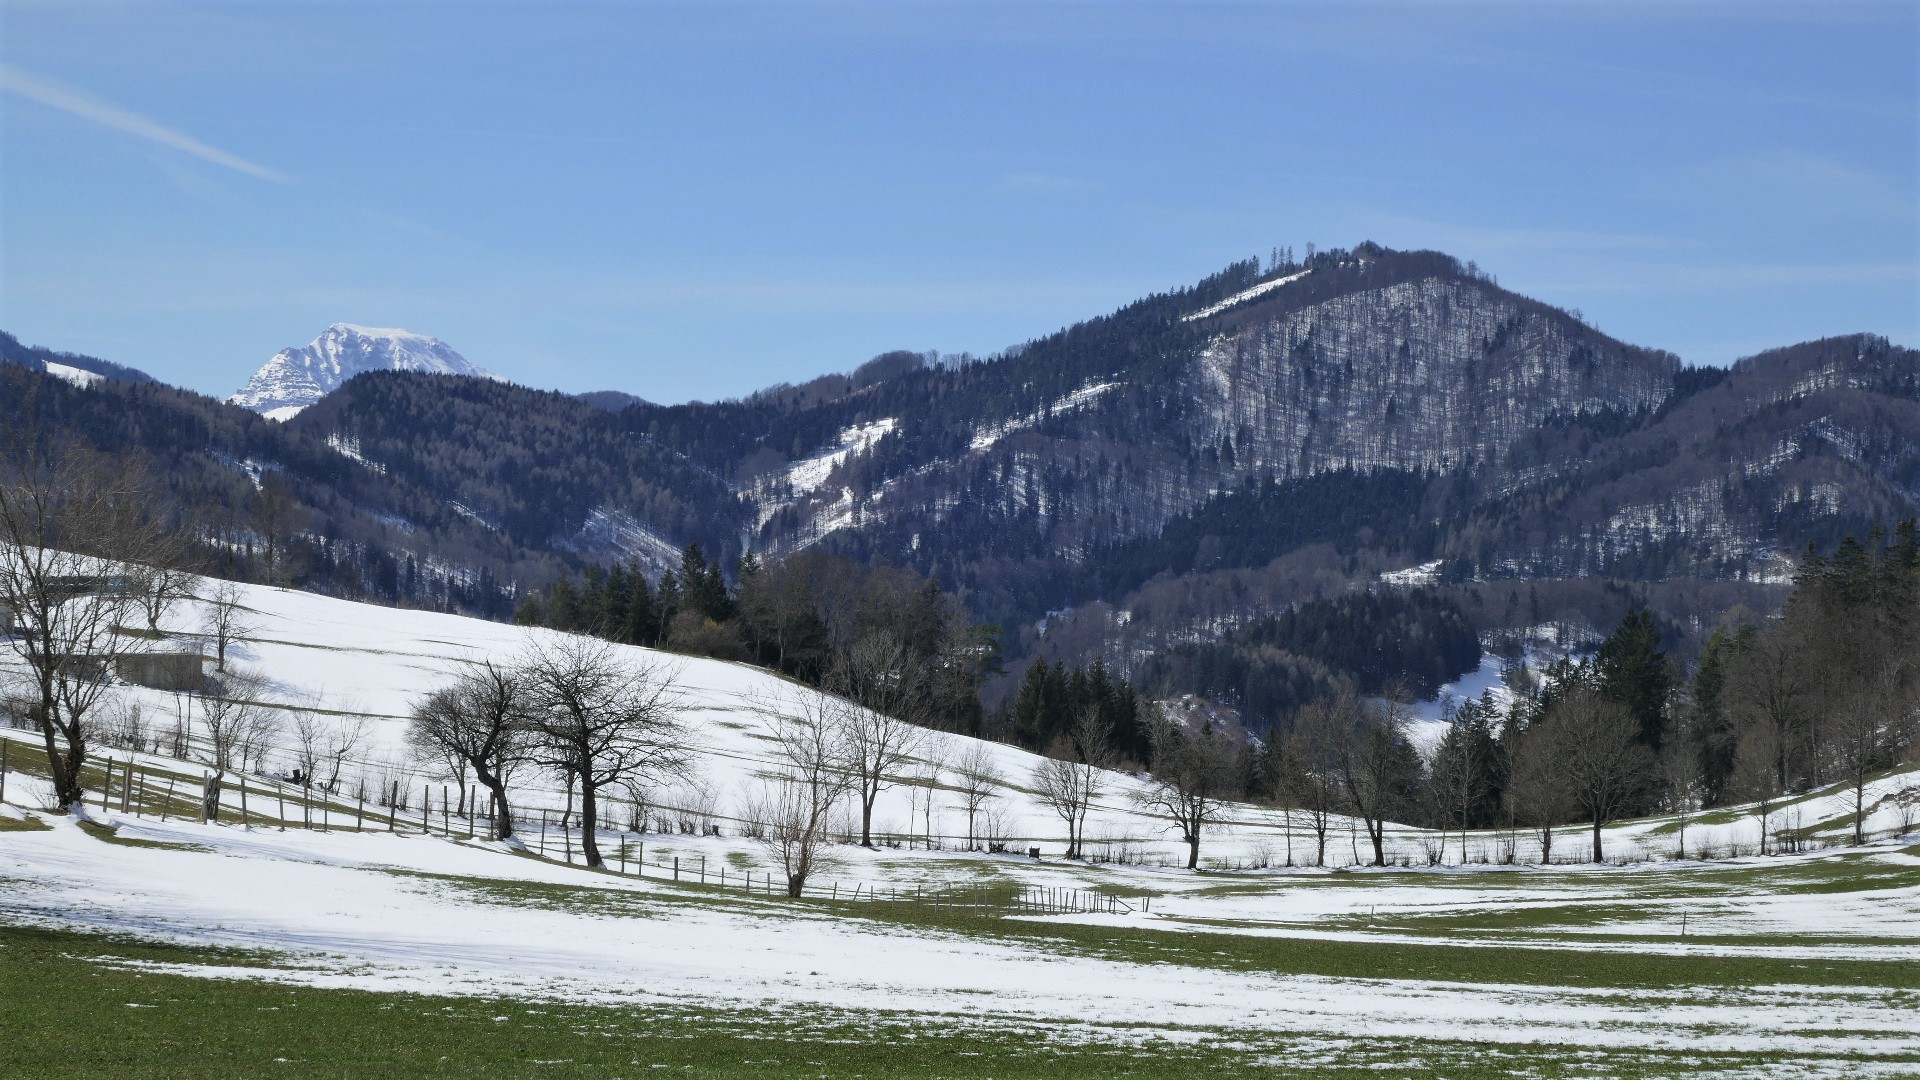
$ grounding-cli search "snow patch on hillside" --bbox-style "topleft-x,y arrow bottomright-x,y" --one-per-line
42,361 -> 104,388
750,418 -> 899,535
784,418 -> 897,498
1380,560 -> 1443,587
559,506 -> 683,576
970,381 -> 1119,451
1181,269 -> 1310,322
324,433 -> 385,474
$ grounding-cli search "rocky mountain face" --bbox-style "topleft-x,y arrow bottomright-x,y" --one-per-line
230,323 -> 492,420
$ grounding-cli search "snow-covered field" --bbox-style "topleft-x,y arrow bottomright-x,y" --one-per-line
4,578 -> 1919,1074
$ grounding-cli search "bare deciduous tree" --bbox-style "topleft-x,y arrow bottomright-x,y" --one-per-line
1730,722 -> 1785,855
1549,686 -> 1654,863
200,579 -> 255,673
0,439 -> 176,808
523,635 -> 688,868
290,707 -> 369,796
1507,721 -> 1573,864
131,556 -> 197,636
1032,706 -> 1111,859
1337,691 -> 1420,867
1276,698 -> 1346,866
752,688 -> 856,896
832,635 -> 926,847
951,741 -> 1003,850
408,659 -> 534,841
1659,734 -> 1706,860
192,667 -> 278,820
1137,713 -> 1238,870
1828,656 -> 1915,846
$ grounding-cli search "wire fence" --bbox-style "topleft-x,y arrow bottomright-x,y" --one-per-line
0,733 -> 1137,916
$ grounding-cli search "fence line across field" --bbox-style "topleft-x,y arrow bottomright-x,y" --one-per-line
2,727 -> 1876,874
69,751 -> 1141,915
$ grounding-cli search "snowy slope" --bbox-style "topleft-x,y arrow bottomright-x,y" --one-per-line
229,323 -> 494,418
3,575 -> 1915,867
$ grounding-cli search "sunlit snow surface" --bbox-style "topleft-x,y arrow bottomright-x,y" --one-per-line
41,361 -> 105,388
230,323 -> 495,415
1181,269 -> 1311,322
3,580 -> 1919,1069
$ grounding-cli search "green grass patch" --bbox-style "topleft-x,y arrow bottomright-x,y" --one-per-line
0,812 -> 52,832
0,921 -> 1902,1079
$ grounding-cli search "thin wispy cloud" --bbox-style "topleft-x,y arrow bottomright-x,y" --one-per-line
0,64 -> 285,183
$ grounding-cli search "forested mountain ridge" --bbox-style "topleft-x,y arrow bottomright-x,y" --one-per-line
4,243 -> 1915,724
1,330 -> 156,385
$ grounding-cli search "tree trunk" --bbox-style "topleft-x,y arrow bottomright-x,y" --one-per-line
580,779 -> 602,867
786,873 -> 804,898
50,726 -> 84,810
1186,833 -> 1200,870
480,775 -> 513,841
1368,818 -> 1386,866
1854,779 -> 1867,846
1591,817 -> 1604,863
860,791 -> 876,848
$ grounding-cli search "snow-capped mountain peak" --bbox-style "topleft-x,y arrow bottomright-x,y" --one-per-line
230,323 -> 493,419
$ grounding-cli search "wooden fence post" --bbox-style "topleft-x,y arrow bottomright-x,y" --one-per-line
421,787 -> 429,832
673,857 -> 679,882
160,776 -> 175,821
122,764 -> 134,813
239,778 -> 249,827
276,783 -> 286,830
0,740 -> 8,805
100,760 -> 114,811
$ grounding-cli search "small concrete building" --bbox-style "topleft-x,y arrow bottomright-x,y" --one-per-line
115,652 -> 209,693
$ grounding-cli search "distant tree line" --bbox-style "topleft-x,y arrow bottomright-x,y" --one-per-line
1137,589 -> 1482,727
515,545 -> 1000,735
1237,522 -> 1919,865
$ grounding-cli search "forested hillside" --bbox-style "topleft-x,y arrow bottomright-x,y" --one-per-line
5,243 -> 1916,734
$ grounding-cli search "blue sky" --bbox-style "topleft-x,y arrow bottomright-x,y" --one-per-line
1,2 -> 1913,403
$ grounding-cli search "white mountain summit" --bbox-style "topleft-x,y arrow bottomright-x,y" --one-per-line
230,323 -> 493,420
